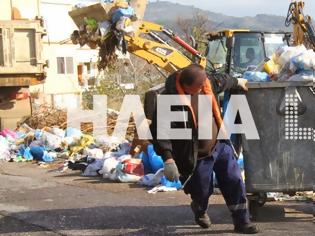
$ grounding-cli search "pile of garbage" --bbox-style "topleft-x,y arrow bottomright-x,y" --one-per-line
70,0 -> 139,69
26,105 -> 136,139
244,45 -> 315,82
0,122 -> 182,194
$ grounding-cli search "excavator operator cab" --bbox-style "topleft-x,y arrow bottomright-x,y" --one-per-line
206,30 -> 291,77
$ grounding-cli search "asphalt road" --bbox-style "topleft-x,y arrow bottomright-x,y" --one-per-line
0,162 -> 313,236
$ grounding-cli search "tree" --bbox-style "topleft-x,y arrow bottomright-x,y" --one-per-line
176,11 -> 210,53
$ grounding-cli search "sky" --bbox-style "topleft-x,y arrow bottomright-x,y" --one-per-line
152,0 -> 315,18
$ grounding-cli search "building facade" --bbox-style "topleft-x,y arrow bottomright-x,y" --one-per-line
33,0 -> 100,108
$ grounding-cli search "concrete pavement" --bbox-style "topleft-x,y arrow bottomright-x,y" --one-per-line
0,162 -> 313,236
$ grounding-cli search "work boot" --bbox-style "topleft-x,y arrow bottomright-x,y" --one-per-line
190,201 -> 211,228
234,223 -> 259,234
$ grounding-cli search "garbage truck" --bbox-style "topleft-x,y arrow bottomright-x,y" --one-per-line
0,0 -> 46,130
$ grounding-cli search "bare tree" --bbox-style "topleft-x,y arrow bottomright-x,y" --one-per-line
177,11 -> 210,41
177,11 -> 210,52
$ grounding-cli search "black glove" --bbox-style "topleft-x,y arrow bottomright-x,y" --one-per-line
164,161 -> 180,182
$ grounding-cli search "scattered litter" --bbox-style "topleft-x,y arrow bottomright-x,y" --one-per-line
267,192 -> 314,202
148,186 -> 178,194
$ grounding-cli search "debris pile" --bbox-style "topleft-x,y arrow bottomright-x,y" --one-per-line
266,45 -> 315,81
0,115 -> 181,194
69,1 -> 139,69
244,45 -> 315,82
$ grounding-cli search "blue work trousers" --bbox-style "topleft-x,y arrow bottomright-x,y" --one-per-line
184,142 -> 250,226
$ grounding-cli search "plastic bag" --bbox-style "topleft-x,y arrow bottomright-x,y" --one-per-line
139,168 -> 164,187
83,148 -> 104,159
290,49 -> 315,72
65,128 -> 82,139
0,128 -> 18,140
23,147 -> 33,161
42,151 -> 57,163
115,16 -> 134,33
41,131 -> 63,150
116,171 -> 141,183
160,176 -> 182,190
83,159 -> 104,176
95,135 -> 121,147
243,71 -> 270,82
146,145 -> 164,174
100,157 -> 119,179
98,20 -> 112,37
278,45 -> 307,68
30,146 -> 45,161
0,135 -> 11,161
110,162 -> 141,183
51,127 -> 65,138
34,129 -> 43,140
69,135 -> 94,155
148,186 -> 178,194
111,6 -> 135,24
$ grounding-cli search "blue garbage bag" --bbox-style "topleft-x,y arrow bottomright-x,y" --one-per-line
34,129 -> 43,140
111,6 -> 135,24
138,152 -> 151,174
18,145 -> 26,156
30,146 -> 45,161
65,127 -> 82,138
23,147 -> 33,161
160,176 -> 182,190
244,71 -> 270,82
42,152 -> 55,162
147,145 -> 164,173
139,144 -> 164,174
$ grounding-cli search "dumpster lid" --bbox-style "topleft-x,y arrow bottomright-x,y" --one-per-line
248,81 -> 314,89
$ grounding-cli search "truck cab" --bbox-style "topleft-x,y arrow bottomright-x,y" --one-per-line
206,30 -> 291,76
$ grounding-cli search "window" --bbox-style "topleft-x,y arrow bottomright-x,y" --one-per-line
66,57 -> 74,74
84,62 -> 91,74
14,29 -> 36,65
207,38 -> 227,70
231,33 -> 265,72
57,57 -> 74,74
57,57 -> 65,74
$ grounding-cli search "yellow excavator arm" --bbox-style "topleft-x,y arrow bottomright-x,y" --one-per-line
285,1 -> 315,50
125,21 -> 206,74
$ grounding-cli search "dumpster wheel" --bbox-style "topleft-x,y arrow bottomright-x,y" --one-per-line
248,193 -> 267,221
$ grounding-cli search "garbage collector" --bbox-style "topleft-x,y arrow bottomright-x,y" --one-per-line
150,64 -> 259,234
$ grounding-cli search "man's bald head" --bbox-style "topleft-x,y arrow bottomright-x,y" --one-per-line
180,64 -> 207,95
